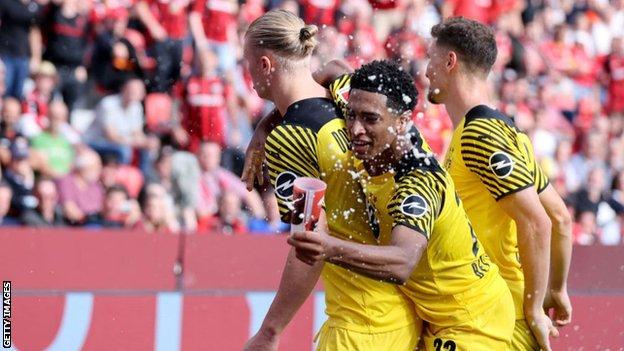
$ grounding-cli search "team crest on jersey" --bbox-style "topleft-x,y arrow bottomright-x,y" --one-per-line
275,172 -> 297,200
400,195 -> 428,217
488,151 -> 514,179
365,200 -> 380,239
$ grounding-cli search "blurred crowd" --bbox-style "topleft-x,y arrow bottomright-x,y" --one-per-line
0,0 -> 623,244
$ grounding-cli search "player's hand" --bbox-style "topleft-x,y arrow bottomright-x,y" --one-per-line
544,289 -> 572,327
243,329 -> 279,351
287,230 -> 333,265
526,310 -> 559,351
241,129 -> 268,191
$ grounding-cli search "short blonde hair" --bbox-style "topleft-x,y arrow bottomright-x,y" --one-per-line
245,9 -> 318,60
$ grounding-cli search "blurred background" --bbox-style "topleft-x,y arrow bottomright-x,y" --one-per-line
1,0 -> 623,350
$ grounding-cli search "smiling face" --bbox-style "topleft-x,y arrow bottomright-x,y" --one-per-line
345,89 -> 407,161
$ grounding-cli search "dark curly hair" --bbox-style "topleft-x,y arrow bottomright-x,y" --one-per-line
431,17 -> 497,73
350,60 -> 418,115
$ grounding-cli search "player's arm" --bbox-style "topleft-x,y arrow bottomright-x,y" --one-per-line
244,248 -> 323,350
461,119 -> 557,349
497,190 -> 552,312
241,108 -> 281,190
289,224 -> 427,284
245,127 -> 323,350
290,177 -> 436,283
539,183 -> 573,326
312,59 -> 353,88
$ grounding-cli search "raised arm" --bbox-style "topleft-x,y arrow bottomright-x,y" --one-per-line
539,184 -> 573,326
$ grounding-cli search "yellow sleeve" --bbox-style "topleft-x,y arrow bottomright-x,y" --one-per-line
519,133 -> 550,194
388,171 -> 445,240
328,74 -> 351,116
265,124 -> 320,222
534,162 -> 550,194
460,118 -> 534,201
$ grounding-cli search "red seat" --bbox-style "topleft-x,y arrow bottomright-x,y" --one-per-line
145,93 -> 173,133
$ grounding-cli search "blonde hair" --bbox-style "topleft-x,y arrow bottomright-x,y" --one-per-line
245,9 -> 318,61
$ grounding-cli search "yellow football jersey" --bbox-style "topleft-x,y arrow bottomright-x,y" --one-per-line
356,149 -> 504,328
444,104 -> 549,320
265,97 -> 417,333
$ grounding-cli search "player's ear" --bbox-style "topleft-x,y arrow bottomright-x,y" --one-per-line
447,51 -> 458,72
260,55 -> 272,75
396,111 -> 411,135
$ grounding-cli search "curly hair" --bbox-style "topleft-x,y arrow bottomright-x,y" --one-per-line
431,17 -> 497,73
350,60 -> 418,115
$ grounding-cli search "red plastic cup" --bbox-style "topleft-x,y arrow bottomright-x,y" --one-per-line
290,177 -> 327,234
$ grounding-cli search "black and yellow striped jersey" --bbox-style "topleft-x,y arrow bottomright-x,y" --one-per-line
357,148 -> 502,328
444,104 -> 549,320
264,97 -> 417,333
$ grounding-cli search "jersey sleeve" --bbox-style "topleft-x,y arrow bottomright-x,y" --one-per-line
265,124 -> 320,222
534,162 -> 550,194
328,74 -> 351,116
520,133 -> 550,194
388,172 -> 444,240
460,118 -> 535,201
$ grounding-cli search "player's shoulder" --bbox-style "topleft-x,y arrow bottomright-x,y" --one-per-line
394,148 -> 446,192
463,104 -> 518,133
280,97 -> 343,133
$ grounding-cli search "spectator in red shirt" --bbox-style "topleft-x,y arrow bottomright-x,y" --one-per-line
442,0 -> 492,25
19,61 -> 59,138
182,48 -> 236,152
42,0 -> 91,110
301,0 -> 339,27
605,37 -> 624,114
135,0 -> 190,93
189,0 -> 239,75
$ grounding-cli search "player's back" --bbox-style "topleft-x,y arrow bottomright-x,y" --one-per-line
265,97 -> 416,332
444,104 -> 549,320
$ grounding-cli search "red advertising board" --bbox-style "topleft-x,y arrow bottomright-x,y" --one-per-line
1,228 -> 623,350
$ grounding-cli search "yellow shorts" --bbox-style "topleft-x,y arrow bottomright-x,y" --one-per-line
315,322 -> 422,351
422,279 -> 515,351
511,319 -> 539,351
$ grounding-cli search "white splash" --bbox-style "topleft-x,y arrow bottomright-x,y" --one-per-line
402,94 -> 412,104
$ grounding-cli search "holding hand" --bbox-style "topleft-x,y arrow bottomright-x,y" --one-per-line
287,230 -> 335,266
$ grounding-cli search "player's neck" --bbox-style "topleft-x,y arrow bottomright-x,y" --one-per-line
272,72 -> 328,115
364,137 -> 412,176
445,76 -> 492,129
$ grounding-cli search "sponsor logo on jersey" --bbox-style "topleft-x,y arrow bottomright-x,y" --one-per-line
400,195 -> 428,217
275,172 -> 297,200
488,151 -> 514,178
